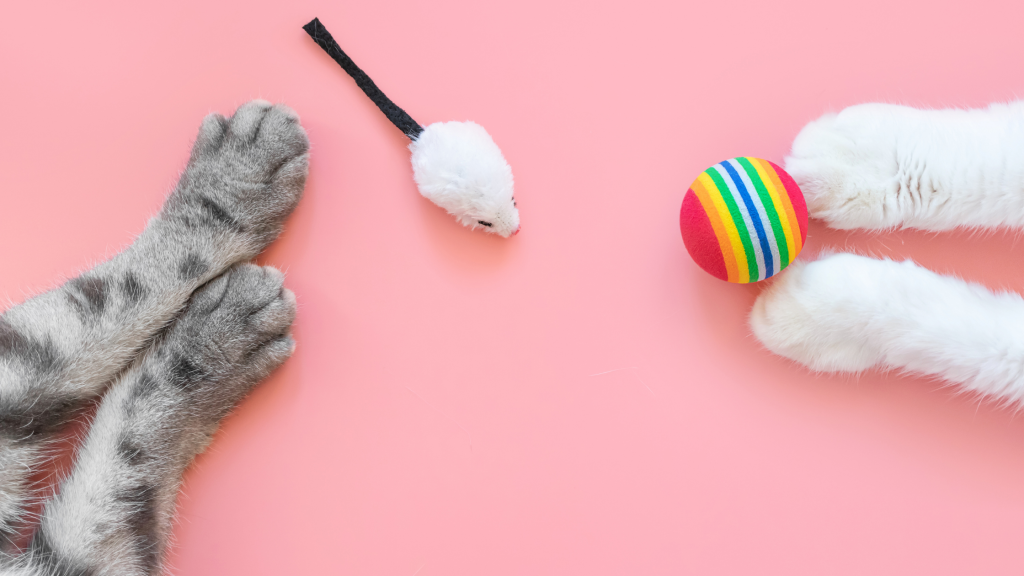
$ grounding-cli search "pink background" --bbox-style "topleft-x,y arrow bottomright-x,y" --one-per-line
4,1 -> 1024,574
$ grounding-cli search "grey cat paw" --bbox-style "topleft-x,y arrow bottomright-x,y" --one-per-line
162,100 -> 310,258
159,263 -> 296,419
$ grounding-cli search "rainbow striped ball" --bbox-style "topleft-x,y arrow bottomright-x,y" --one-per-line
680,157 -> 808,283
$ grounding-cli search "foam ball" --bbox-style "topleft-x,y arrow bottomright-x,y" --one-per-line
680,157 -> 808,283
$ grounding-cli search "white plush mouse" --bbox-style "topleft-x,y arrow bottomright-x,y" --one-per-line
304,18 -> 520,238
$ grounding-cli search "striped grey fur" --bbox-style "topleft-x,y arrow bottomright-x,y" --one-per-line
0,101 -> 308,575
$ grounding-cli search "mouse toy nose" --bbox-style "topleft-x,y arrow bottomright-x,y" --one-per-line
511,225 -> 521,236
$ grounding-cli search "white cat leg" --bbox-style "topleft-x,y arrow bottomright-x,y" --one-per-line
751,253 -> 1024,402
787,102 -> 1024,231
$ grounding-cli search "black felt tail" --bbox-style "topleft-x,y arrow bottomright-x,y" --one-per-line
303,17 -> 424,140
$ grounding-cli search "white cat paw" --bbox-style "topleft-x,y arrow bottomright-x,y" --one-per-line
785,104 -> 905,230
750,254 -> 886,372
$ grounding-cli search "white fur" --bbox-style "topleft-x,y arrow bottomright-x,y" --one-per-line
751,253 -> 1024,403
786,101 -> 1024,231
409,121 -> 520,238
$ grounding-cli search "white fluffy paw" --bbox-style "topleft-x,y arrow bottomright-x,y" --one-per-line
785,104 -> 905,230
749,254 -> 887,372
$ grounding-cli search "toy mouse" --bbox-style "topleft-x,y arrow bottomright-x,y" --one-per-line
303,17 -> 520,238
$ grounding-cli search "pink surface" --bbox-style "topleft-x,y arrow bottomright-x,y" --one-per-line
4,1 -> 1024,574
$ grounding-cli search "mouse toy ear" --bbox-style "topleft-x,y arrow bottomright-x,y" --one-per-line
303,17 -> 520,238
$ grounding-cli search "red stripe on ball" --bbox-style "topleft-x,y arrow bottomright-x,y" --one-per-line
680,189 -> 728,281
768,160 -> 808,242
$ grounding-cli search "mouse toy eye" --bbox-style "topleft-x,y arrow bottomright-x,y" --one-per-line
512,196 -> 517,207
477,220 -> 493,227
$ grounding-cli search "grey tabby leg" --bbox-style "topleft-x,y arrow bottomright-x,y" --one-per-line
0,101 -> 308,544
16,264 -> 296,576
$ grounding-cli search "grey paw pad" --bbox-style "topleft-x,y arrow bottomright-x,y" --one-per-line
169,263 -> 297,381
